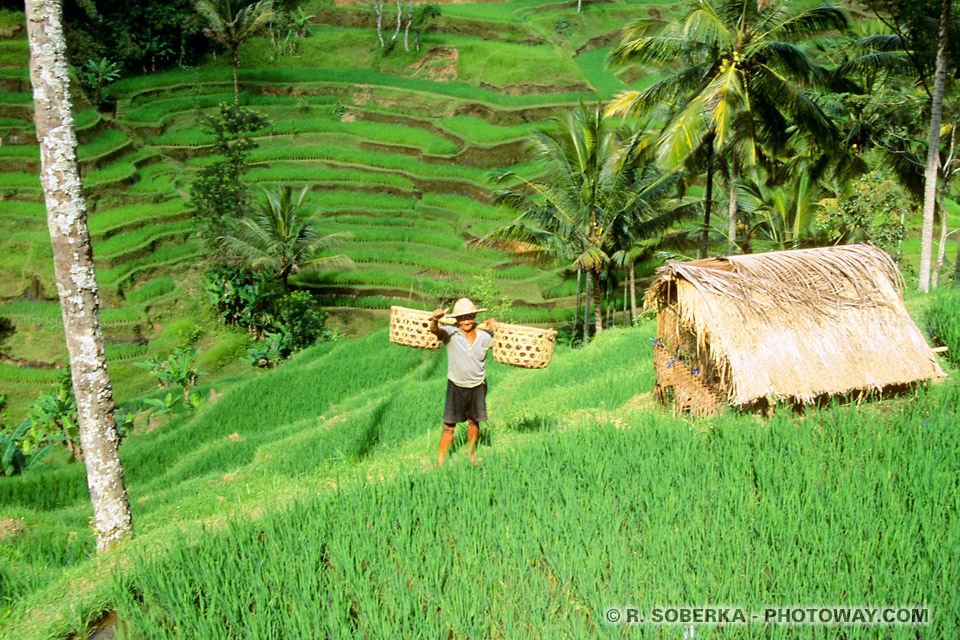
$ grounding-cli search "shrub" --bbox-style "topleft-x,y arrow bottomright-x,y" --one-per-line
136,347 -> 205,403
205,267 -> 281,336
275,291 -> 329,352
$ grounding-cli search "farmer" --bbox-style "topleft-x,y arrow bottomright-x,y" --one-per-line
429,298 -> 497,466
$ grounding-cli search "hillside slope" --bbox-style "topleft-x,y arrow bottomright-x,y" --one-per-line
1,325 -> 957,638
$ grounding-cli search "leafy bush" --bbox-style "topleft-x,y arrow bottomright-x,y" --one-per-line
925,287 -> 960,366
136,348 -> 205,403
205,267 -> 281,336
817,171 -> 913,262
275,291 -> 329,352
189,104 -> 269,249
21,369 -> 80,461
1,420 -> 53,477
241,331 -> 290,369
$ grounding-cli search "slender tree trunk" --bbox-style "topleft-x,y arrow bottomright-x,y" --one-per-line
701,141 -> 714,259
573,266 -> 581,342
231,48 -> 239,104
403,0 -> 412,51
577,0 -> 582,13
919,0 -> 951,292
728,154 -> 738,253
955,233 -> 960,284
622,275 -> 627,327
375,0 -> 385,47
592,269 -> 603,334
629,265 -> 637,322
26,0 -> 132,553
933,183 -> 950,288
584,270 -> 592,342
392,0 -> 402,41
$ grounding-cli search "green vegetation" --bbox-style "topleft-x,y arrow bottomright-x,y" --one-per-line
3,0 -> 960,634
1,327 -> 957,638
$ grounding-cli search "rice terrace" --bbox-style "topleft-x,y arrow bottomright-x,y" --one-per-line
0,0 -> 959,637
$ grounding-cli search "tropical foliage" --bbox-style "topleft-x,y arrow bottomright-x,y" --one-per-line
477,103 -> 695,335
194,0 -> 276,102
606,0 -> 849,252
219,184 -> 354,290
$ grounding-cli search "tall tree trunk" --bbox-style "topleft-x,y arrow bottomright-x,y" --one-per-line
403,0 -> 412,51
955,233 -> 960,284
701,136 -> 715,259
728,154 -> 738,253
933,183 -> 950,288
392,0 -> 402,41
919,0 -> 951,292
577,0 -> 581,13
26,0 -> 132,553
629,265 -> 637,322
231,48 -> 239,104
573,266 -> 581,342
584,270 -> 592,342
592,269 -> 603,334
375,0 -> 385,47
622,275 -> 627,327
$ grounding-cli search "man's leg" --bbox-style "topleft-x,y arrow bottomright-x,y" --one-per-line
467,419 -> 479,464
438,422 -> 456,466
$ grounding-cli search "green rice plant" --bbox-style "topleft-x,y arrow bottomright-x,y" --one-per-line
925,286 -> 960,365
0,91 -> 31,106
441,116 -> 540,145
151,119 -> 459,156
76,129 -> 129,161
0,201 -> 45,223
243,165 -> 415,190
104,343 -> 149,362
96,243 -> 201,288
88,199 -> 189,237
91,220 -> 192,261
124,277 -> 176,304
418,193 -> 507,221
113,66 -> 592,108
100,352 -> 960,638
0,362 -> 59,384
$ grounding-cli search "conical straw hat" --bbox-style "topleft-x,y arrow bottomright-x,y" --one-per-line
448,298 -> 486,318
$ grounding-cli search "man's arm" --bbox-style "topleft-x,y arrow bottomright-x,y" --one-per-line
429,308 -> 448,339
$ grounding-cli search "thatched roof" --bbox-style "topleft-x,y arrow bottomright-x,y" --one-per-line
645,244 -> 945,406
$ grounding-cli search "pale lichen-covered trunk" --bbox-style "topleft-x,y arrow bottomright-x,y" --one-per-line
919,0 -> 951,292
25,0 -> 133,553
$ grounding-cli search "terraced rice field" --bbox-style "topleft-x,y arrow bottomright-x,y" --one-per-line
0,0 -> 649,411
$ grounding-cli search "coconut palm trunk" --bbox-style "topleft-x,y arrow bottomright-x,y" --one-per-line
25,0 -> 132,552
919,0 -> 951,292
592,268 -> 604,334
584,271 -> 592,342
701,140 -> 715,259
629,265 -> 637,322
573,266 -> 581,341
728,155 -> 738,252
231,48 -> 240,103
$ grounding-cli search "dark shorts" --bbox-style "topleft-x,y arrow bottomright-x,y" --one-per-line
443,380 -> 488,424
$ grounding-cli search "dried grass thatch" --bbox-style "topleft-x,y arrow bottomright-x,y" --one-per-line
645,244 -> 945,407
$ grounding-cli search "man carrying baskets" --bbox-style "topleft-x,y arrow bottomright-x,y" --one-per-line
429,298 -> 496,466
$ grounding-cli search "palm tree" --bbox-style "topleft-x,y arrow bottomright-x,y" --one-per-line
220,185 -> 354,290
195,0 -> 275,103
606,0 -> 847,253
474,104 -> 694,336
25,0 -> 132,552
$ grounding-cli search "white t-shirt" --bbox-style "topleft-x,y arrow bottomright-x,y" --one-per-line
441,325 -> 494,388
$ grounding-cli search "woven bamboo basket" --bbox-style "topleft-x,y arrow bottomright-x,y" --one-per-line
492,323 -> 557,369
389,306 -> 441,350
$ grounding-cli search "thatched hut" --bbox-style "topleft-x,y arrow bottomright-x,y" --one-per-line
644,244 -> 945,415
